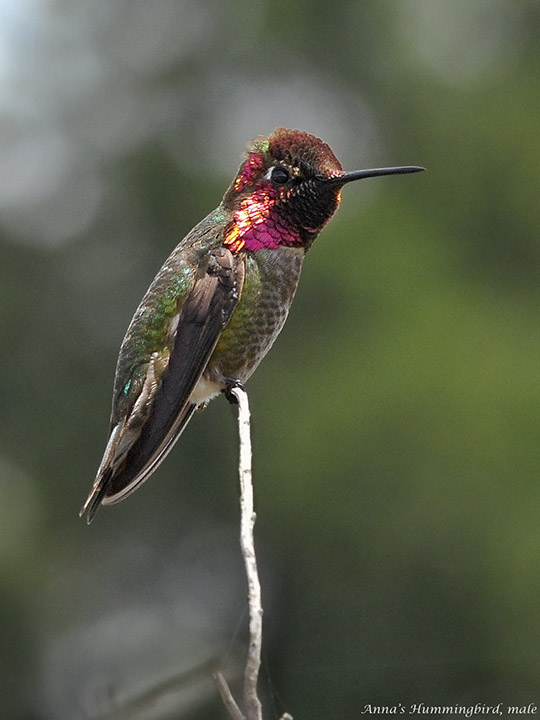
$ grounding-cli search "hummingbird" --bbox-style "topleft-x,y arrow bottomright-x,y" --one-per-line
81,127 -> 423,522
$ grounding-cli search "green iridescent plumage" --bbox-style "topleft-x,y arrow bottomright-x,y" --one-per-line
81,128 -> 423,521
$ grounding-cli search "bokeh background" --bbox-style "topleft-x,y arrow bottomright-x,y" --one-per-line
2,1 -> 540,717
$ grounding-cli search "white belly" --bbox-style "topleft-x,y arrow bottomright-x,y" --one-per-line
189,375 -> 222,405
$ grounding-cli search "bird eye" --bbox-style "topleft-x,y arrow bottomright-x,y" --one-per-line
269,166 -> 290,185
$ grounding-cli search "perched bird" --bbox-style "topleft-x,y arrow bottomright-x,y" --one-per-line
81,128 -> 423,522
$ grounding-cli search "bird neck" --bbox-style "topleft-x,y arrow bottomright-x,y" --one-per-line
222,188 -> 308,253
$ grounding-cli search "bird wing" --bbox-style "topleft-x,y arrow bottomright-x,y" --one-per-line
81,246 -> 245,522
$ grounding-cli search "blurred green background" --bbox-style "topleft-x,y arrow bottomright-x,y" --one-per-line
2,0 -> 540,717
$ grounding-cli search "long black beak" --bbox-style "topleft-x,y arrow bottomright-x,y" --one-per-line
328,165 -> 425,186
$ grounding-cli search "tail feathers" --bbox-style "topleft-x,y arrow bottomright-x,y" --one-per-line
79,468 -> 112,524
80,421 -> 126,523
80,402 -> 198,523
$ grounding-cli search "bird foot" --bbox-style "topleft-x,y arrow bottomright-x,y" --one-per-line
223,379 -> 245,405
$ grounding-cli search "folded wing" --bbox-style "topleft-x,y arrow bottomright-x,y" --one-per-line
81,247 -> 244,522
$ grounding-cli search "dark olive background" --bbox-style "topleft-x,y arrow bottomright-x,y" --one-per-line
2,1 -> 540,717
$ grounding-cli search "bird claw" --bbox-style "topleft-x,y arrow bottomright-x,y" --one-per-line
223,379 -> 245,405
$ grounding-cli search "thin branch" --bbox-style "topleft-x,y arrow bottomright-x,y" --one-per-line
90,659 -> 219,720
231,384 -> 263,720
214,671 -> 245,720
217,384 -> 292,720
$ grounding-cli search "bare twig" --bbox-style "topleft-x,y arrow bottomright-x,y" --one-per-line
217,385 -> 291,720
214,671 -> 245,720
232,384 -> 263,720
90,659 -> 219,720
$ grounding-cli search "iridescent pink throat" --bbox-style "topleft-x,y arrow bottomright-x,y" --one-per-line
223,153 -> 302,253
224,188 -> 301,253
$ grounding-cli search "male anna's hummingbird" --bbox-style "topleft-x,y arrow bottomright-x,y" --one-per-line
81,128 -> 423,522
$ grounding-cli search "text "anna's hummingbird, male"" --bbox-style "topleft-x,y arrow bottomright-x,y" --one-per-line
81,128 -> 424,522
